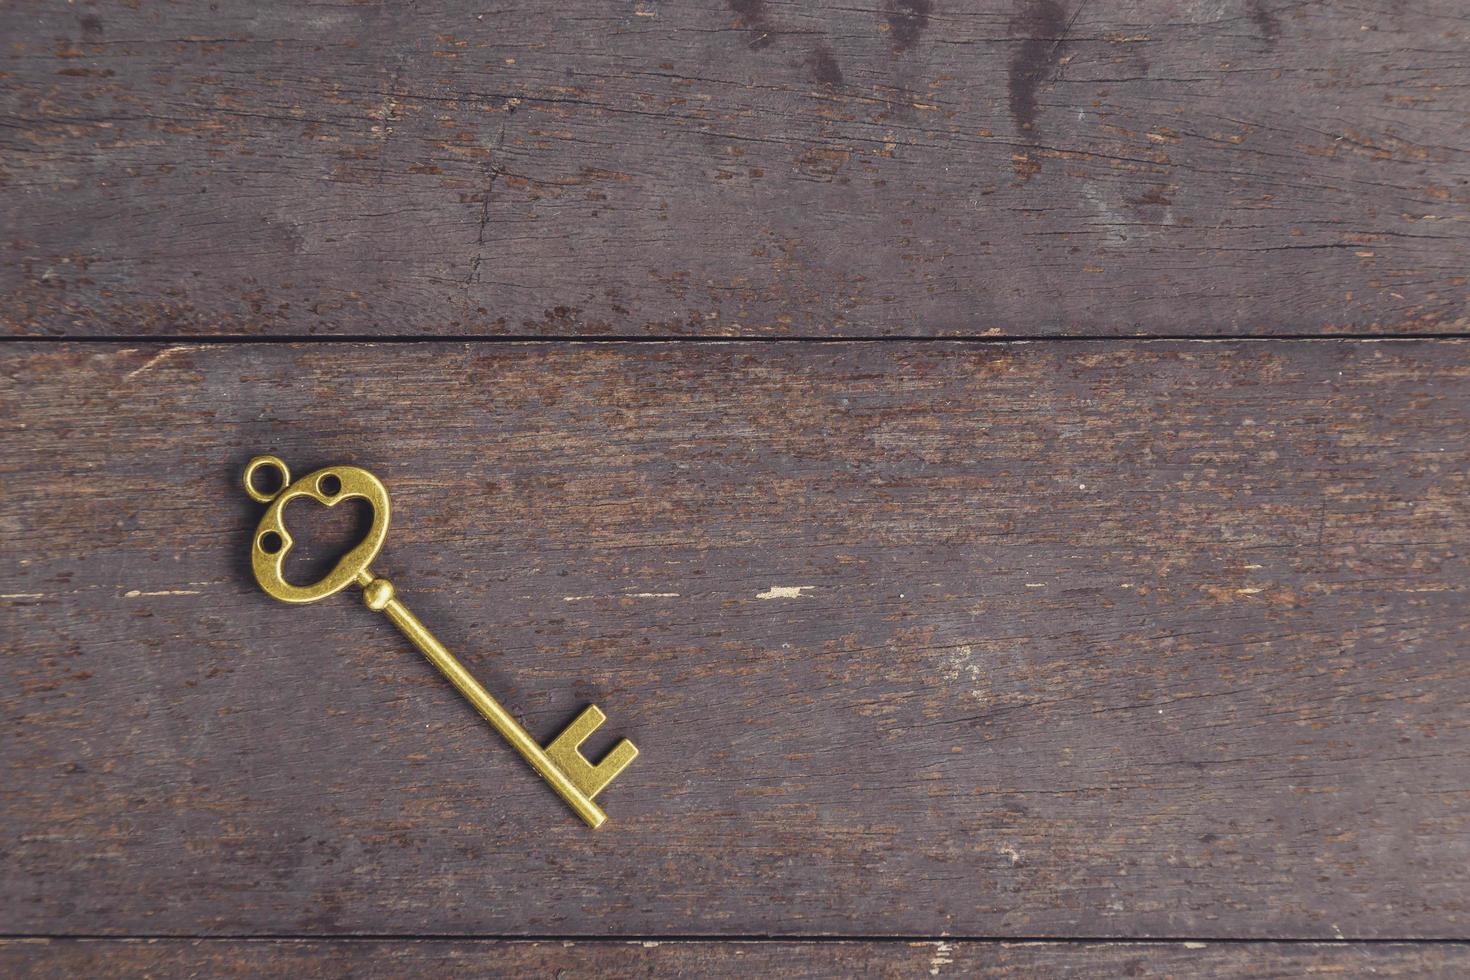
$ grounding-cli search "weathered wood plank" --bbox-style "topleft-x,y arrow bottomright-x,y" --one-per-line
3,939 -> 1468,979
2,1 -> 1465,337
2,340 -> 1468,936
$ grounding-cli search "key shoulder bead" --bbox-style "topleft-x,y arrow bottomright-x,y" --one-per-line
363,577 -> 396,611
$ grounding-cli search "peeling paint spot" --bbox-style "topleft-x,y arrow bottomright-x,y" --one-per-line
755,585 -> 813,599
939,645 -> 982,688
929,940 -> 954,975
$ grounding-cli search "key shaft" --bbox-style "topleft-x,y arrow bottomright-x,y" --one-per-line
358,570 -> 619,829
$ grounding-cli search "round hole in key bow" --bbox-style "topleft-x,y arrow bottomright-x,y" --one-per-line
278,493 -> 377,587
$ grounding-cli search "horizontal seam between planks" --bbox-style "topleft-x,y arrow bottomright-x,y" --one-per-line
2,332 -> 1470,346
3,934 -> 1470,945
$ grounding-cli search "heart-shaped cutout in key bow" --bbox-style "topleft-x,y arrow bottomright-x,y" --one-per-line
245,455 -> 391,604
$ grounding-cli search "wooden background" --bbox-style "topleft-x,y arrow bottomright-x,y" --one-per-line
2,1 -> 1468,977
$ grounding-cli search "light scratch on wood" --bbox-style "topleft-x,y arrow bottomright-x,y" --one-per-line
125,345 -> 205,380
564,592 -> 679,602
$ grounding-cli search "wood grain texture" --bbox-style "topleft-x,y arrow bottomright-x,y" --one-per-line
2,340 -> 1468,938
3,939 -> 1469,979
2,1 -> 1466,337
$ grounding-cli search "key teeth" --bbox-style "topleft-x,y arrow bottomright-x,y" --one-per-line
545,704 -> 638,800
546,704 -> 606,755
587,738 -> 638,798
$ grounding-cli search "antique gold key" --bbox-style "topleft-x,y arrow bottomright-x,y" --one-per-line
242,455 -> 638,828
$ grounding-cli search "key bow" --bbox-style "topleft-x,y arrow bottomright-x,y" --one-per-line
245,455 -> 390,604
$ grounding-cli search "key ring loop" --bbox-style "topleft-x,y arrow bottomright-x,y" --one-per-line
243,454 -> 291,504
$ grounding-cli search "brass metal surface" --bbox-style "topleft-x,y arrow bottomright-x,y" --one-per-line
243,456 -> 638,828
